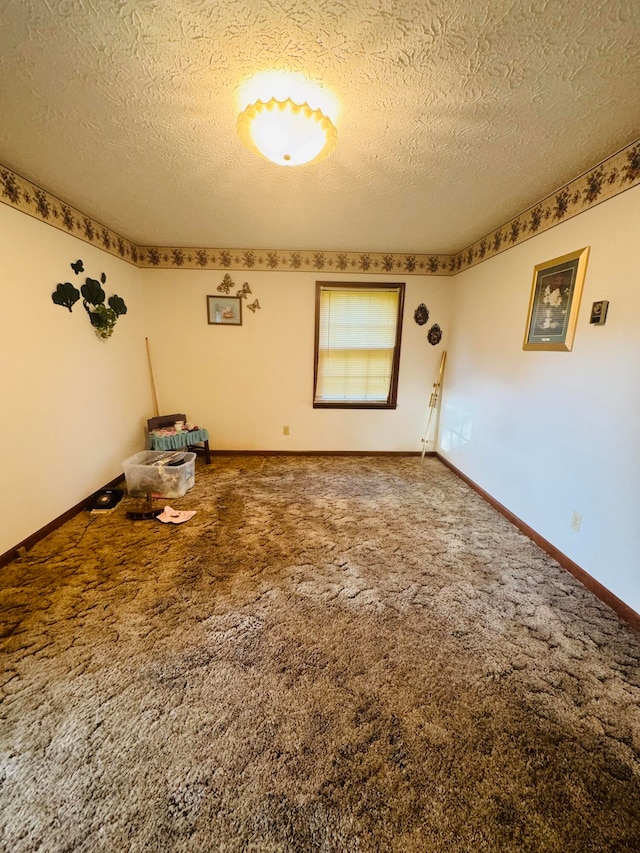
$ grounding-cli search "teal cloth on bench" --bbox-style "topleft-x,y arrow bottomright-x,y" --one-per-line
150,428 -> 209,451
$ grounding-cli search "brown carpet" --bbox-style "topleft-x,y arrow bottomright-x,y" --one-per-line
1,455 -> 639,852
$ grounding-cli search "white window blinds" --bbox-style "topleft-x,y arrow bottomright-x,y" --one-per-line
314,285 -> 403,405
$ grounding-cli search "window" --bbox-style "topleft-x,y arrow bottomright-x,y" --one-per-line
313,282 -> 405,409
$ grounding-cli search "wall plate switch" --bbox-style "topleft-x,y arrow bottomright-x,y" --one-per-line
283,425 -> 289,435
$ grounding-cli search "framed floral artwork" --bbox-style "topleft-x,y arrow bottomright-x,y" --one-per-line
207,295 -> 242,326
523,247 -> 590,351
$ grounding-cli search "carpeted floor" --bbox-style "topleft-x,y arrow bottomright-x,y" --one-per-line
1,455 -> 639,852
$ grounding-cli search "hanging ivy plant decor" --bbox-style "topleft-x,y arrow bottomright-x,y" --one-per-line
51,261 -> 127,339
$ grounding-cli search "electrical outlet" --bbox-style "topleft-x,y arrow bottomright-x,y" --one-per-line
570,510 -> 582,532
283,425 -> 290,436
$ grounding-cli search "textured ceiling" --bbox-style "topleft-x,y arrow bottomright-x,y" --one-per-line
0,0 -> 638,254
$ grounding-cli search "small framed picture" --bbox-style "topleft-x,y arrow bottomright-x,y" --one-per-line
523,247 -> 590,351
207,295 -> 242,326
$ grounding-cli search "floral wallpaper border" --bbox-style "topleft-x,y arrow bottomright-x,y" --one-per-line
1,139 -> 638,276
0,167 -> 139,264
451,139 -> 640,274
136,245 -> 451,275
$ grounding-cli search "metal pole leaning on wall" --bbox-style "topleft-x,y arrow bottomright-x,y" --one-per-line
420,350 -> 446,463
145,337 -> 160,417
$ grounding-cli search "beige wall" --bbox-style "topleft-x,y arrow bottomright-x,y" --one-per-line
0,204 -> 152,555
3,185 -> 638,616
441,186 -> 640,611
140,269 -> 451,452
0,206 -> 452,555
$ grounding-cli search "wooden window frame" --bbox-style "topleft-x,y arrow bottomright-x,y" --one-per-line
313,281 -> 405,410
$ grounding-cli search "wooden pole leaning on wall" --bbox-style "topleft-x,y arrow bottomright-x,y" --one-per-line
145,337 -> 160,417
420,350 -> 447,463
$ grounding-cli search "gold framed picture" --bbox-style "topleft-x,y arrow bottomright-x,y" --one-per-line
523,247 -> 590,351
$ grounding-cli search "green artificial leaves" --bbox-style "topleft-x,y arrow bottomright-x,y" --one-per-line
51,261 -> 127,339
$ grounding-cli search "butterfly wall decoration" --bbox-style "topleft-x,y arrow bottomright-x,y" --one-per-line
217,273 -> 234,294
71,259 -> 84,275
212,276 -> 261,318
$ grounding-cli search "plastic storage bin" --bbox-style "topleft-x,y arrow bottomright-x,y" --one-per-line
122,451 -> 196,498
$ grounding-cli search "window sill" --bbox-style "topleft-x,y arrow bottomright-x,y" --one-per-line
313,401 -> 397,410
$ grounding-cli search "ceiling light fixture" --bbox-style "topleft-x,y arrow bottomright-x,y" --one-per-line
236,72 -> 339,167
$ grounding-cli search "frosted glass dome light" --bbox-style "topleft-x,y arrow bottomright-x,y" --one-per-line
236,74 -> 338,167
